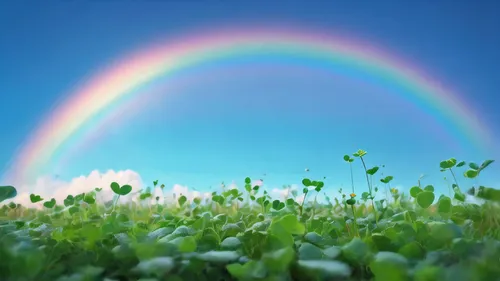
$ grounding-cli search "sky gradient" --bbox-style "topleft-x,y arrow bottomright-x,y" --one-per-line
0,0 -> 499,200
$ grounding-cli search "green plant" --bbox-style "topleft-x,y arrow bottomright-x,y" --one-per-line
0,152 -> 498,281
353,149 -> 379,222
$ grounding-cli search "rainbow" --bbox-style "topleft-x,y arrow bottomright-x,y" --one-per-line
3,25 -> 493,184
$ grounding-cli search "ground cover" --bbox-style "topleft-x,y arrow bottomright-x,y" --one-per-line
0,150 -> 499,281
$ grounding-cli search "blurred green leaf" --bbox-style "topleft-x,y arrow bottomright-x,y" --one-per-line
0,185 -> 17,202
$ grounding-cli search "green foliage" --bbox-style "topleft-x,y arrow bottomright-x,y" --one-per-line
0,185 -> 17,202
0,154 -> 499,281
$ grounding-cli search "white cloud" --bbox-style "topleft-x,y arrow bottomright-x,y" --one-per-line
6,169 -> 144,207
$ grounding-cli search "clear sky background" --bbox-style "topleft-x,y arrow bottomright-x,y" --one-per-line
0,0 -> 499,202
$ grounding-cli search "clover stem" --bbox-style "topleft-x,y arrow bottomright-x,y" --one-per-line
351,205 -> 360,237
447,180 -> 452,198
349,163 -> 355,194
112,195 -> 120,213
360,156 -> 377,222
309,193 -> 319,229
449,168 -> 460,189
385,183 -> 390,203
300,191 -> 309,216
359,156 -> 372,194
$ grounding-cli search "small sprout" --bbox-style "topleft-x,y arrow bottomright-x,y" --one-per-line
346,198 -> 356,205
353,149 -> 367,157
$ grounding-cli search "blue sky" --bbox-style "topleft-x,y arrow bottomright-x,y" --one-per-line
0,0 -> 499,198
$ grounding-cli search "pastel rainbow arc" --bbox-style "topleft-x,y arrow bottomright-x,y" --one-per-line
3,26 -> 491,184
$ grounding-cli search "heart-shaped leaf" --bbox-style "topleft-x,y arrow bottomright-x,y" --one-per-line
410,186 -> 423,198
110,182 -> 132,196
416,191 -> 434,208
30,194 -> 44,203
440,158 -> 457,169
111,182 -> 121,194
302,178 -> 311,187
43,198 -> 56,208
74,193 -> 85,202
178,195 -> 187,206
464,169 -> 479,178
64,195 -> 74,206
437,196 -> 452,213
